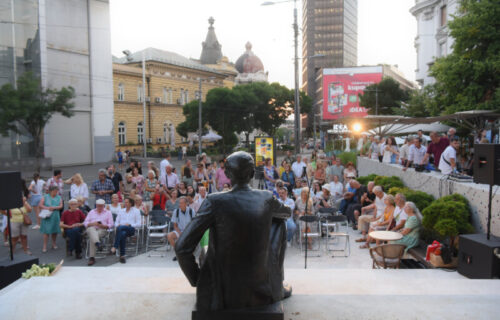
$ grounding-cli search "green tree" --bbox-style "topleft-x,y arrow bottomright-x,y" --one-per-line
429,0 -> 500,114
0,72 -> 75,170
358,77 -> 410,115
398,85 -> 443,117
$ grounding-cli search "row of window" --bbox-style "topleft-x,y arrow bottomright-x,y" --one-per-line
116,83 -> 191,104
117,121 -> 175,145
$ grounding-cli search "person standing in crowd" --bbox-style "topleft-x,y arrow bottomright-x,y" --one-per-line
281,163 -> 295,195
292,155 -> 307,179
39,185 -> 63,253
182,145 -> 187,160
1,196 -> 32,255
60,199 -> 86,259
439,137 -> 460,175
45,169 -> 64,197
378,137 -> 386,162
417,130 -> 428,147
68,173 -> 89,206
107,164 -> 124,201
447,128 -> 457,141
28,173 -> 45,229
116,149 -> 124,170
383,137 -> 399,164
369,136 -> 380,161
161,165 -> 180,193
84,199 -> 113,266
193,162 -> 208,190
182,159 -> 194,186
167,197 -> 195,261
122,173 -> 136,200
398,136 -> 413,167
206,163 -> 217,193
278,160 -> 288,179
131,167 -> 145,196
112,197 -> 141,263
143,170 -> 158,211
215,159 -> 231,191
263,158 -> 279,190
403,137 -> 427,171
475,129 -> 488,144
423,131 -> 450,169
91,169 -> 115,204
277,187 -> 296,246
284,150 -> 294,165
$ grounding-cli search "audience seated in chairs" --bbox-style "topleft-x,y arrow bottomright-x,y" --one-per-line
316,184 -> 336,215
389,193 -> 407,232
360,194 -> 396,249
349,181 -> 376,229
83,199 -> 114,266
295,187 -> 314,249
356,186 -> 386,242
111,197 -> 142,263
60,199 -> 86,259
391,201 -> 422,253
277,187 -> 296,245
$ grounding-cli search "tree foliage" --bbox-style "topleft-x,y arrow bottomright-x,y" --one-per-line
177,82 -> 311,148
429,0 -> 500,114
0,72 -> 75,163
358,77 -> 411,115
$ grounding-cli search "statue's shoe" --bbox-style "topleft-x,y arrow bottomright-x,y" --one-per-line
283,283 -> 292,299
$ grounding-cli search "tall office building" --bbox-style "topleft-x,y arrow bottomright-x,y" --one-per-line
0,0 -> 114,167
302,0 -> 358,127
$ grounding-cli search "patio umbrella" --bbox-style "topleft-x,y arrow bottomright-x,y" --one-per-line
202,131 -> 222,142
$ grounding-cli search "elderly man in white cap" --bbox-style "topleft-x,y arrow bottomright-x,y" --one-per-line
83,199 -> 113,266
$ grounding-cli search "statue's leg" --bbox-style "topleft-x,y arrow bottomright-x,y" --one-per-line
268,220 -> 290,301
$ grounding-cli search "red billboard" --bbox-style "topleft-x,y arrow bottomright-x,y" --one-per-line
322,66 -> 383,120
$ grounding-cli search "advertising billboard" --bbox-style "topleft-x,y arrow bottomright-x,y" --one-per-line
254,136 -> 275,167
322,66 -> 383,120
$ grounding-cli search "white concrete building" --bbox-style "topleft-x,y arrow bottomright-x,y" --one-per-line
410,0 -> 459,87
0,0 -> 114,167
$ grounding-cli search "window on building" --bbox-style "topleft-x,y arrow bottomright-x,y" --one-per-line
439,42 -> 447,57
163,122 -> 169,144
180,89 -> 185,104
117,83 -> 124,101
137,85 -> 143,102
184,89 -> 189,103
118,121 -> 126,145
137,122 -> 144,144
440,5 -> 447,27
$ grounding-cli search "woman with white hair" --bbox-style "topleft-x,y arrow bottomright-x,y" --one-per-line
392,201 -> 422,252
143,170 -> 158,211
68,173 -> 89,206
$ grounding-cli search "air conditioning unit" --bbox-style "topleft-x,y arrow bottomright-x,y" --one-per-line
146,96 -> 151,102
156,137 -> 163,143
146,138 -> 153,144
155,97 -> 161,103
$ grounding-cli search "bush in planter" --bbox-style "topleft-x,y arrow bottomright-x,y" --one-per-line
337,152 -> 357,167
357,174 -> 377,185
373,175 -> 404,191
388,187 -> 434,211
435,194 -> 468,207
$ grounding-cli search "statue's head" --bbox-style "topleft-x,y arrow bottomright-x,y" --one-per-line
225,151 -> 255,185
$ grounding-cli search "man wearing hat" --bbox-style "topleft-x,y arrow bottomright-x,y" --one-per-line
60,199 -> 86,259
83,199 -> 113,266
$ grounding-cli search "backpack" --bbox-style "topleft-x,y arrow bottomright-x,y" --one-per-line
175,207 -> 194,220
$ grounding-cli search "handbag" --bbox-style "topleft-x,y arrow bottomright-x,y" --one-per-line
23,214 -> 32,226
39,209 -> 53,219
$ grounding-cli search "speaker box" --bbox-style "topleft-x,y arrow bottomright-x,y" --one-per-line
473,144 -> 500,185
458,234 -> 500,279
0,254 -> 39,290
0,171 -> 23,210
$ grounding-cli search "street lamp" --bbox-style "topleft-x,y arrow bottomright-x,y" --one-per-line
262,0 -> 300,155
197,76 -> 216,156
123,49 -> 147,158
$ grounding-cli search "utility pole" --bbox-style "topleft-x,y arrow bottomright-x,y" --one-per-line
293,0 -> 300,155
142,51 -> 147,158
198,78 -> 202,156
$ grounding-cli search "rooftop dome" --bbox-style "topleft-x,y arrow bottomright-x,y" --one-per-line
235,42 -> 264,74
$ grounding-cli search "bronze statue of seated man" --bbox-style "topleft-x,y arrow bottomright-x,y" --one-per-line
175,151 -> 292,317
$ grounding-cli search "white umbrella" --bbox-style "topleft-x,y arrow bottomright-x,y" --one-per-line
202,130 -> 222,142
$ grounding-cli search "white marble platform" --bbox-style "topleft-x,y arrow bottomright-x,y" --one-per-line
1,266 -> 499,320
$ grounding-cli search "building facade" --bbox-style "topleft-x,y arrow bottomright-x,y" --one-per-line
410,0 -> 459,87
113,48 -> 227,151
0,0 -> 114,167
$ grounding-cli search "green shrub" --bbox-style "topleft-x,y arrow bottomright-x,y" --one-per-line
435,194 -> 469,207
388,187 -> 409,195
373,176 -> 404,191
357,174 -> 377,185
337,151 -> 357,167
422,200 -> 474,236
434,219 -> 459,238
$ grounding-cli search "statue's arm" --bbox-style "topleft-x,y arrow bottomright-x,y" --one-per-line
175,199 -> 214,287
269,196 -> 292,220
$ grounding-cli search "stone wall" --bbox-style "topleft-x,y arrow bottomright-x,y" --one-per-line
357,157 -> 500,237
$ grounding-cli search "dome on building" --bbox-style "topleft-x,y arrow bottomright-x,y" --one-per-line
235,42 -> 264,74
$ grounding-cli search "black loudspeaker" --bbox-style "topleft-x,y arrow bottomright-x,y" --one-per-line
0,171 -> 23,210
0,255 -> 39,290
473,144 -> 500,185
458,234 -> 500,279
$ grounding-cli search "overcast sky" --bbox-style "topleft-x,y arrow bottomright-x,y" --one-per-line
110,0 -> 417,88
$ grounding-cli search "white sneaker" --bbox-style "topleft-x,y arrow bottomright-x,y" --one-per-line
32,225 -> 40,230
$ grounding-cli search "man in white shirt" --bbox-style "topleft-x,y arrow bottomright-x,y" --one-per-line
390,193 -> 407,231
403,137 -> 427,171
160,165 -> 180,191
111,197 -> 142,263
438,137 -> 460,175
291,155 -> 306,179
278,187 -> 296,244
159,153 -> 172,184
168,197 -> 195,260
399,136 -> 414,167
191,186 -> 207,213
357,186 -> 385,242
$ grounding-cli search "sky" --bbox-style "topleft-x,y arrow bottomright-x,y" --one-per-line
109,0 -> 417,89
